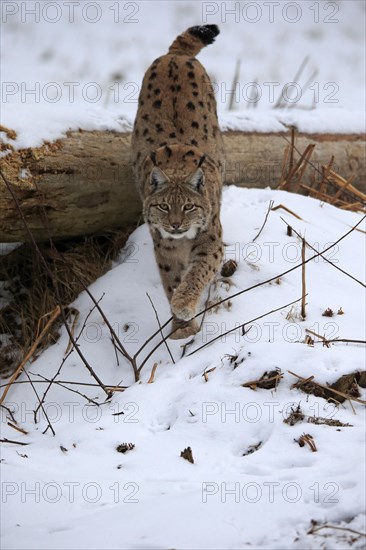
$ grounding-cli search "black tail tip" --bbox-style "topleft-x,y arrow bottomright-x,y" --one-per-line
188,24 -> 220,45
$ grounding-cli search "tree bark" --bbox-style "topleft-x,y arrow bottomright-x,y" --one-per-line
0,130 -> 365,242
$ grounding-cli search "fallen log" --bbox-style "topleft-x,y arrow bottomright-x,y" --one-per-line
0,130 -> 365,242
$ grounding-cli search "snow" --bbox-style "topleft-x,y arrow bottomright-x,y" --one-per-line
1,0 -> 365,149
1,187 -> 365,549
1,1 -> 366,548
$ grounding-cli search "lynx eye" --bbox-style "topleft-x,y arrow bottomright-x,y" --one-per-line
183,203 -> 195,212
158,203 -> 170,212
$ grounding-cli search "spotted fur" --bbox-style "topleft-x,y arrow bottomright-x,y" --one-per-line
131,25 -> 225,339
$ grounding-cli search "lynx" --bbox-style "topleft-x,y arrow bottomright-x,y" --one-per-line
131,25 -> 225,339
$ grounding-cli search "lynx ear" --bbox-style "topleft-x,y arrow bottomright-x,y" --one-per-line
187,168 -> 205,192
150,166 -> 169,192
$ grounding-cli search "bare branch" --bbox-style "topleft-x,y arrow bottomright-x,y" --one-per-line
252,200 -> 274,241
274,55 -> 310,109
227,59 -> 241,111
0,438 -> 30,446
35,295 -> 105,415
22,370 -> 55,435
146,292 -> 175,364
31,373 -> 100,405
308,524 -> 366,537
280,217 -> 366,289
301,237 -> 306,319
186,296 -> 304,357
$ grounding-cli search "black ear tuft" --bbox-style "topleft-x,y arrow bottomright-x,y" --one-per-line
150,166 -> 169,191
197,154 -> 206,168
188,25 -> 220,45
150,151 -> 157,166
187,168 -> 205,192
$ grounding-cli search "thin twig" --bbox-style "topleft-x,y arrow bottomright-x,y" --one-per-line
111,336 -> 120,367
308,524 -> 366,537
280,218 -> 366,288
328,338 -> 366,344
186,296 -> 303,357
198,284 -> 213,331
293,145 -> 316,193
0,380 -> 128,390
289,127 -> 295,175
348,398 -> 356,415
288,68 -> 318,110
146,293 -> 175,364
35,297 -> 104,416
281,145 -> 290,182
247,78 -> 259,109
202,367 -> 216,382
133,316 -> 172,361
274,55 -> 310,109
278,144 -> 315,190
253,200 -> 274,241
74,283 -> 138,378
307,332 -> 366,346
147,363 -> 158,384
22,370 -> 55,435
305,328 -> 330,347
242,373 -> 282,388
31,373 -> 100,405
271,204 -> 303,219
7,422 -> 29,435
301,237 -> 306,319
228,59 -> 241,111
0,438 -> 30,445
320,156 -> 334,197
1,404 -> 17,423
300,184 -> 357,207
65,308 -> 80,355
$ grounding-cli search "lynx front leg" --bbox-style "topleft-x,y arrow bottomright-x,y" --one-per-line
171,240 -> 223,321
154,248 -> 184,303
154,243 -> 199,339
156,260 -> 200,340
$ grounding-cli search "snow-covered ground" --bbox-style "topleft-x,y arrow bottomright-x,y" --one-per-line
1,0 -> 365,148
1,187 -> 366,549
1,2 -> 366,548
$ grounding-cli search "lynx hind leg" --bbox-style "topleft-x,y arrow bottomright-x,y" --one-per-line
169,316 -> 199,340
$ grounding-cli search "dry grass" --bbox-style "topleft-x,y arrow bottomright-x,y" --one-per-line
289,370 -> 365,405
279,128 -> 366,212
0,231 -> 131,378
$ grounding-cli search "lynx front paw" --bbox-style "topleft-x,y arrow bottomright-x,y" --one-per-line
171,295 -> 197,321
170,317 -> 199,340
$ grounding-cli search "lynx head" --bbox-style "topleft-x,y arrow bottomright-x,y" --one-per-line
144,165 -> 209,239
141,146 -> 219,240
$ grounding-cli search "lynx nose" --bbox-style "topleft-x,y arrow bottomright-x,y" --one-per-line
171,222 -> 181,230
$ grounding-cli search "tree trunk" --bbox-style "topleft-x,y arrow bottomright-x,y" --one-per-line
0,130 -> 365,242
